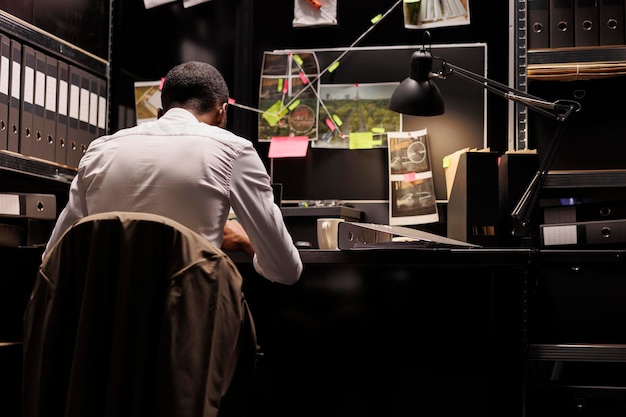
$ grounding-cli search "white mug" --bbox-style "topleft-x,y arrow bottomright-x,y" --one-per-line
317,218 -> 345,250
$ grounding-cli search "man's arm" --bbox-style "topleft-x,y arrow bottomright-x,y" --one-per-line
221,219 -> 254,257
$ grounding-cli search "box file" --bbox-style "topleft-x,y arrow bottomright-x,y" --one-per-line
97,76 -> 107,137
55,60 -> 69,165
0,34 -> 10,150
598,0 -> 624,46
540,219 -> 626,247
542,199 -> 626,224
66,64 -> 82,168
574,0 -> 600,46
32,50 -> 47,160
550,0 -> 575,47
0,193 -> 56,220
20,45 -> 35,156
78,68 -> 91,162
42,54 -> 58,163
7,39 -> 21,153
528,0 -> 551,49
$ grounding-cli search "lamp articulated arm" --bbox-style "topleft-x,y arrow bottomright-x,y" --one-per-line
436,60 -> 581,237
388,32 -> 582,239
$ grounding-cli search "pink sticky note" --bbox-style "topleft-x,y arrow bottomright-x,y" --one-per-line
299,71 -> 309,84
403,172 -> 416,182
228,97 -> 236,104
268,136 -> 309,158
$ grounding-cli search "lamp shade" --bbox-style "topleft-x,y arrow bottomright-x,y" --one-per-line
388,49 -> 445,116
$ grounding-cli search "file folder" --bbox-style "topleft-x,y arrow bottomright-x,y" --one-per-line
574,0 -> 600,46
20,45 -> 36,156
32,50 -> 48,160
541,219 -> 626,247
55,60 -> 69,165
88,73 -> 98,139
599,0 -> 624,46
0,193 -> 56,220
528,0 -> 551,49
97,76 -> 107,137
7,39 -> 21,153
41,53 -> 58,162
0,34 -> 10,150
78,68 -> 91,160
66,64 -> 82,168
550,0 -> 575,47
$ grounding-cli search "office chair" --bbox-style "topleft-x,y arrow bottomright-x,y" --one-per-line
22,211 -> 259,417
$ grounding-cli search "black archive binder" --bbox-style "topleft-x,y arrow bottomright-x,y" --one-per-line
528,0 -> 551,49
574,0 -> 600,46
550,0 -> 575,47
599,0 -> 624,45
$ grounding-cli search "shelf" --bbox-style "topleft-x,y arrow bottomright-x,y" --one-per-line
527,46 -> 626,81
528,45 -> 626,65
529,343 -> 626,362
0,150 -> 76,184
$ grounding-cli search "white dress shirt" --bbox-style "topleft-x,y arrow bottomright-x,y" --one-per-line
43,108 -> 302,284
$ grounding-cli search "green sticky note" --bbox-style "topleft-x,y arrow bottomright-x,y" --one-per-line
263,100 -> 288,126
371,14 -> 382,24
288,99 -> 301,111
328,61 -> 340,73
371,127 -> 385,133
293,54 -> 304,66
349,132 -> 374,150
332,114 -> 343,126
277,78 -> 283,92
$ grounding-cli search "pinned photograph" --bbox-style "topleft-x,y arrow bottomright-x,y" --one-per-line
403,0 -> 470,29
387,129 -> 439,225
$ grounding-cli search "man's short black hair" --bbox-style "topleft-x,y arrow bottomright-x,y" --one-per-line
161,61 -> 229,114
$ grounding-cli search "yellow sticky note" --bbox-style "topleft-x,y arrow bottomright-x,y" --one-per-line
262,101 -> 288,126
332,114 -> 343,126
293,54 -> 304,66
371,14 -> 382,24
288,99 -> 301,111
328,61 -> 340,73
349,132 -> 374,150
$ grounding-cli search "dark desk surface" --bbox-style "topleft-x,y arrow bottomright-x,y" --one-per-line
229,246 -> 534,266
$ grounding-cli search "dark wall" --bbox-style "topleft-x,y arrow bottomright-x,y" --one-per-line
109,0 -> 509,148
108,0 -> 509,204
0,0 -> 110,60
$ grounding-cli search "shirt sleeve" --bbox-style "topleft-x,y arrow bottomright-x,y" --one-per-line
228,144 -> 303,284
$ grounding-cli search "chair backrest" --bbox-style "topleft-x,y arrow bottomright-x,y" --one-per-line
22,211 -> 258,417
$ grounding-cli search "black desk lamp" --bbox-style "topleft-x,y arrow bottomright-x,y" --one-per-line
388,32 -> 581,238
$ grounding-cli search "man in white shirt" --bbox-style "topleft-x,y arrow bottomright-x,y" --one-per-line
43,61 -> 302,284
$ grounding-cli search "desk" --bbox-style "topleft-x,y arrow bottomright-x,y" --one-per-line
1,246 -> 530,417
231,248 -> 530,417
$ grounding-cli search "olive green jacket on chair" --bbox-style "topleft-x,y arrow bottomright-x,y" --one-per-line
22,211 -> 259,417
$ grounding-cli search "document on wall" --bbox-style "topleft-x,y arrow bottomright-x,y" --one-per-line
403,0 -> 471,29
258,51 -> 320,142
387,129 -> 439,226
134,80 -> 162,125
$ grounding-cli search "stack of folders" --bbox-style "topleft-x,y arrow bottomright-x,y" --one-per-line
539,198 -> 626,248
0,32 -> 108,168
0,192 -> 56,247
529,0 -> 626,49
